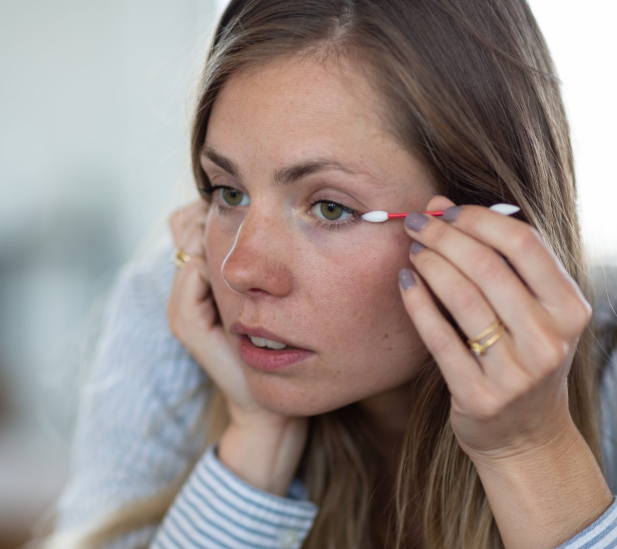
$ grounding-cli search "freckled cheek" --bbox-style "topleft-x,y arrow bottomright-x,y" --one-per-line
305,245 -> 413,356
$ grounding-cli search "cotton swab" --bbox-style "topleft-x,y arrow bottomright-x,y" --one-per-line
361,203 -> 520,223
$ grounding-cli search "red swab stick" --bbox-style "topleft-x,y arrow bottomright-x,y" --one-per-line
387,211 -> 443,218
361,204 -> 520,223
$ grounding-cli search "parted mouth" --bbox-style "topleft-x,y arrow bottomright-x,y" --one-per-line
230,321 -> 311,351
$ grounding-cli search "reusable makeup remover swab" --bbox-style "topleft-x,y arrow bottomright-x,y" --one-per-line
361,203 -> 520,222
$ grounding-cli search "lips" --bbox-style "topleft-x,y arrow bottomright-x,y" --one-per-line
237,334 -> 315,371
230,321 -> 311,351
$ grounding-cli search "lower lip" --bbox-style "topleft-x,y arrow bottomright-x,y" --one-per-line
238,335 -> 315,372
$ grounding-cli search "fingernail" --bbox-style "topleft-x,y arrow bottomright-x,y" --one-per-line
443,205 -> 463,223
404,211 -> 429,232
399,268 -> 416,290
410,241 -> 427,255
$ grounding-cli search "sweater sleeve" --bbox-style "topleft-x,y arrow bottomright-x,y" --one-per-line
552,495 -> 617,549
51,228 -> 318,549
555,266 -> 617,549
51,230 -> 210,545
150,441 -> 319,549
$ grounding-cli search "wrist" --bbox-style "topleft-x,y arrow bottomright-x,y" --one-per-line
218,418 -> 308,497
470,420 -> 613,549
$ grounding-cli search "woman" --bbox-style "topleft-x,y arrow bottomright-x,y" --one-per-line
36,0 -> 617,548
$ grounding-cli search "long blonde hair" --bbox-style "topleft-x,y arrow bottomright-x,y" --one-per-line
33,0 -> 606,547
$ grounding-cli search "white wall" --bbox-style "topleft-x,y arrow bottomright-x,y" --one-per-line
529,0 -> 617,263
0,0 -> 223,530
0,0 -> 221,426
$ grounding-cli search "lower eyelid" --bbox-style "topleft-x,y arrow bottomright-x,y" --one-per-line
214,197 -> 360,229
215,203 -> 235,216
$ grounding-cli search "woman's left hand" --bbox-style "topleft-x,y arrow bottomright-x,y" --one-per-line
398,195 -> 592,464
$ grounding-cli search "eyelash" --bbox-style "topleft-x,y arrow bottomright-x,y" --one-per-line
200,184 -> 363,232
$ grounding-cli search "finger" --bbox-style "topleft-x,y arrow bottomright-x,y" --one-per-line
168,257 -> 221,368
178,222 -> 206,265
404,206 -> 553,349
434,203 -> 589,324
398,267 -> 491,405
178,256 -> 217,325
169,200 -> 209,246
168,224 -> 215,335
170,222 -> 209,306
425,194 -> 456,213
408,243 -> 533,390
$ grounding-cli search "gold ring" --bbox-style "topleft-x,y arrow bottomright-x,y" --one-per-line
467,318 -> 505,357
172,248 -> 191,270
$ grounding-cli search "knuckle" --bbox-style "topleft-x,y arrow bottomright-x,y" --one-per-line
191,258 -> 207,280
451,282 -> 482,314
168,209 -> 182,232
426,328 -> 458,357
470,391 -> 502,421
407,295 -> 431,318
471,252 -> 505,282
190,223 -> 205,238
511,226 -> 542,256
535,336 -> 567,371
430,219 -> 450,246
414,248 -> 438,270
183,224 -> 205,248
573,299 -> 593,329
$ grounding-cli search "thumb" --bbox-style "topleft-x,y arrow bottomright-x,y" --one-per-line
425,194 -> 456,214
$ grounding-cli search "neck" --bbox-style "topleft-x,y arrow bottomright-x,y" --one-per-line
358,380 -> 412,447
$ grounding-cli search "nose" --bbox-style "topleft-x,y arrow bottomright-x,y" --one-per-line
221,209 -> 294,297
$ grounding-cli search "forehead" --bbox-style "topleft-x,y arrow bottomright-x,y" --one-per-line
205,55 -> 399,177
203,54 -> 437,199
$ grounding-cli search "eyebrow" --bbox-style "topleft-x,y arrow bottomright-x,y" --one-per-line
200,146 -> 364,188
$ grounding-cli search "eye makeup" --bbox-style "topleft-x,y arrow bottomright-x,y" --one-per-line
308,196 -> 362,231
201,184 -> 364,232
198,181 -> 521,230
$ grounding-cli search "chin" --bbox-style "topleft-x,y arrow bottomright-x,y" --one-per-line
246,373 -> 362,417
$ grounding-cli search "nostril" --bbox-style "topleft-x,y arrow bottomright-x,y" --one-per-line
248,288 -> 269,296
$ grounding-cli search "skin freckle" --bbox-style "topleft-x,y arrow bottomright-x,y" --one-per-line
204,55 -> 431,423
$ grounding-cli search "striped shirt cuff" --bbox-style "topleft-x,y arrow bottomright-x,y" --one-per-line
151,442 -> 319,549
554,495 -> 617,549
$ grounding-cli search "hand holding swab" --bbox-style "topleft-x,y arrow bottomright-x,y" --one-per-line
361,203 -> 520,222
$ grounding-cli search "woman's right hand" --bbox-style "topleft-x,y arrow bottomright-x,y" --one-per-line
166,200 -> 307,433
167,200 -> 308,496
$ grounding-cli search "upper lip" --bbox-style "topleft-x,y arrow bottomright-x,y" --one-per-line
230,321 -> 311,351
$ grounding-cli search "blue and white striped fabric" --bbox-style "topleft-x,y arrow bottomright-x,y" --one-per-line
53,229 -> 617,549
150,443 -> 317,549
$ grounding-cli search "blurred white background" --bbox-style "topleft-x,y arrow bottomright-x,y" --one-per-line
0,0 -> 615,546
0,0 -> 225,544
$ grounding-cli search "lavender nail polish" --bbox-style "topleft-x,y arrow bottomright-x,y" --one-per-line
399,268 -> 416,290
405,211 -> 429,232
410,241 -> 427,255
443,205 -> 463,223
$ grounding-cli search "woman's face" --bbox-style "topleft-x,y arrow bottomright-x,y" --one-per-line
201,54 -> 436,420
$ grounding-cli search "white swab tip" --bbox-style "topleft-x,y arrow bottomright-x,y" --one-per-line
489,203 -> 520,215
361,210 -> 389,222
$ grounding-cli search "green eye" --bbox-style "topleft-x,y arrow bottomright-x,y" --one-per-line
221,187 -> 248,206
317,201 -> 349,221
